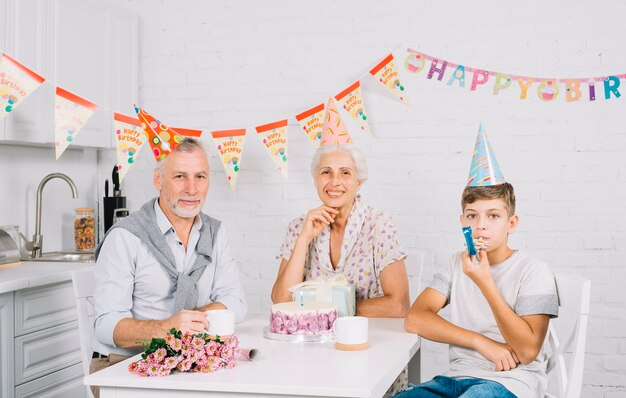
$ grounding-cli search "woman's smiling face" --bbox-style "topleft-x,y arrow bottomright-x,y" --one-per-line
314,150 -> 361,209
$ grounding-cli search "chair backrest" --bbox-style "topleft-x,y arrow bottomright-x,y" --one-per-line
545,273 -> 591,398
71,268 -> 96,398
406,251 -> 425,303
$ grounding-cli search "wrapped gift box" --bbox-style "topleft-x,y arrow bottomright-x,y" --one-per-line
290,276 -> 356,317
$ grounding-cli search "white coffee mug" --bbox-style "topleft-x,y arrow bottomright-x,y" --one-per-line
334,316 -> 368,348
205,309 -> 235,336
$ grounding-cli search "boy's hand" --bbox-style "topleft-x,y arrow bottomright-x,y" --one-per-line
474,335 -> 520,371
461,249 -> 494,289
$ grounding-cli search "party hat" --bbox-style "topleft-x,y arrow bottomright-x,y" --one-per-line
467,124 -> 506,186
320,98 -> 351,146
134,104 -> 185,161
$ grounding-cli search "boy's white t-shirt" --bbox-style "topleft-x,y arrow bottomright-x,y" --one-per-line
429,250 -> 558,398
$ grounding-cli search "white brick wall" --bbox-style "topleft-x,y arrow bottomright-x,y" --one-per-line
105,0 -> 626,395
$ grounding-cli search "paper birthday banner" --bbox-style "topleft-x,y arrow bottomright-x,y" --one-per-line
335,81 -> 371,136
255,119 -> 288,180
295,103 -> 325,149
320,98 -> 351,146
211,129 -> 246,191
114,112 -> 145,183
54,87 -> 97,159
405,48 -> 626,102
369,54 -> 409,105
0,53 -> 46,119
171,127 -> 202,138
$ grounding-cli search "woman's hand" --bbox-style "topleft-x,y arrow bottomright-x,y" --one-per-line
299,205 -> 338,242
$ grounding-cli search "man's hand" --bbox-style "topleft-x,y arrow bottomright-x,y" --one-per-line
461,249 -> 494,290
474,334 -> 520,371
164,310 -> 208,334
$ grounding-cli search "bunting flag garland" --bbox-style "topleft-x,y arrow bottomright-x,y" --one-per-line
134,105 -> 185,161
295,103 -> 325,149
320,98 -> 351,146
171,127 -> 202,138
211,129 -> 246,191
54,87 -> 97,159
114,112 -> 145,183
405,48 -> 626,102
0,53 -> 46,119
335,81 -> 371,136
369,54 -> 410,105
255,119 -> 289,180
467,124 -> 506,187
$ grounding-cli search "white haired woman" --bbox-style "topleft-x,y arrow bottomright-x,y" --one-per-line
271,143 -> 410,317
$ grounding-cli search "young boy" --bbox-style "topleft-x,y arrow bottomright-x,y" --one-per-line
396,127 -> 558,398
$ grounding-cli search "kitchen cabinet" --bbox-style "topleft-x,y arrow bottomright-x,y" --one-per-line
0,280 -> 85,398
0,0 -> 138,148
0,292 -> 15,398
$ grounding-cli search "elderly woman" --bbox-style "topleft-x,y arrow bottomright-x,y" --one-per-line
271,143 -> 410,318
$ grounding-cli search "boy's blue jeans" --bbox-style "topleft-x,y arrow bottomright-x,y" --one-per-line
391,375 -> 517,398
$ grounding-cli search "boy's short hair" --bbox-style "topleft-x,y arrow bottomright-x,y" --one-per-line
461,182 -> 516,216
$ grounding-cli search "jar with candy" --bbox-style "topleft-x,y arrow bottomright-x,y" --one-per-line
74,208 -> 95,252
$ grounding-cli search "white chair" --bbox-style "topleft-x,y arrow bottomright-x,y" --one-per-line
545,273 -> 591,398
406,251 -> 425,303
71,268 -> 96,398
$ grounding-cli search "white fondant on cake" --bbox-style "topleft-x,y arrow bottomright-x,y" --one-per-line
269,301 -> 338,335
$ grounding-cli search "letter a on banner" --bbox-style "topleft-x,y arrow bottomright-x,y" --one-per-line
54,87 -> 97,159
211,129 -> 246,191
0,53 -> 46,119
255,119 -> 289,180
335,81 -> 372,136
369,54 -> 410,105
295,103 -> 325,149
114,112 -> 146,182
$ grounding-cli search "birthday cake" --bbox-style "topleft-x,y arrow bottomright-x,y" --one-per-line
269,301 -> 338,335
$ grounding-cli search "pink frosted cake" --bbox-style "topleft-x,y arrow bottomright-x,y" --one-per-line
269,301 -> 338,335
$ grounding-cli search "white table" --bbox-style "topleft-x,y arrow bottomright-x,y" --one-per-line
85,313 -> 420,398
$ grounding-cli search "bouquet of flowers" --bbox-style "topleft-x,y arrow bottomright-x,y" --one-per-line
128,328 -> 239,377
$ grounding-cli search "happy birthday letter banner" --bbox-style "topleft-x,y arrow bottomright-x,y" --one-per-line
405,48 -> 625,102
0,53 -> 46,119
114,112 -> 145,182
295,103 -> 325,149
54,87 -> 97,159
256,119 -> 289,180
370,53 -> 410,105
334,81 -> 372,136
211,129 -> 246,191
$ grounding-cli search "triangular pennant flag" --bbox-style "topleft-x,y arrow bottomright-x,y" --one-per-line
369,54 -> 410,105
295,103 -> 325,149
211,129 -> 246,191
320,98 -> 351,146
134,105 -> 185,161
335,81 -> 371,136
114,112 -> 146,183
467,124 -> 506,186
170,127 -> 202,138
54,87 -> 97,159
0,53 -> 45,119
255,119 -> 288,180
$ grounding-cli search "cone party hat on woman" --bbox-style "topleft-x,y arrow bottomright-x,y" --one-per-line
320,98 -> 352,146
134,104 -> 185,161
467,123 -> 506,186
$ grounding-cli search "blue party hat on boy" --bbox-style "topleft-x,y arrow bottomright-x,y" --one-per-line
467,124 -> 506,186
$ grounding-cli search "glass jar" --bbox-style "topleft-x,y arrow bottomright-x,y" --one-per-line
74,208 -> 95,252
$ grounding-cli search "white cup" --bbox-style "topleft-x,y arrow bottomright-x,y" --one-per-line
334,316 -> 368,346
205,309 -> 235,336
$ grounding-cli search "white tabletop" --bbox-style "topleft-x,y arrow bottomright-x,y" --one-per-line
85,313 -> 420,398
0,261 -> 94,294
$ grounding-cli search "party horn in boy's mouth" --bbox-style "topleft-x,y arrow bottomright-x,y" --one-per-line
237,348 -> 259,361
462,226 -> 478,256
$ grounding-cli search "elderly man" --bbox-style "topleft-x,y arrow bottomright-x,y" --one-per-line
91,137 -> 247,378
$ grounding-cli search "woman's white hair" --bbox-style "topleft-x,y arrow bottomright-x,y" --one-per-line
310,143 -> 368,183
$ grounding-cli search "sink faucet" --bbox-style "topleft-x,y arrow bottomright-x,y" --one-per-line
21,173 -> 78,258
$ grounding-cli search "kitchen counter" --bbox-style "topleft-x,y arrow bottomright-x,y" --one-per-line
0,261 -> 94,294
